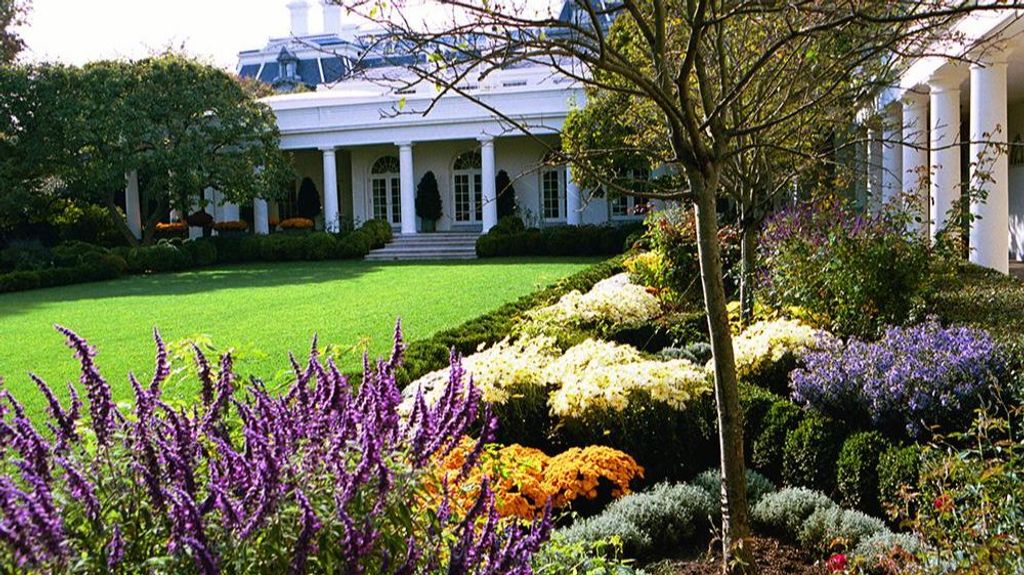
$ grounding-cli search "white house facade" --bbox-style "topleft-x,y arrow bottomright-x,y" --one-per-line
131,0 -> 649,240
858,9 -> 1024,274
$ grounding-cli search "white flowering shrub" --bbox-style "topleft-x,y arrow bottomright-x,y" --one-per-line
546,339 -> 709,418
708,318 -> 826,392
521,274 -> 661,337
405,336 -> 559,407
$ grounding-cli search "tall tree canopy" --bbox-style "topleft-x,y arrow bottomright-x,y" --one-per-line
0,0 -> 26,63
0,54 -> 292,245
336,0 -> 1024,571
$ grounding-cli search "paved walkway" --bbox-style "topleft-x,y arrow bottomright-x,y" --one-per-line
1012,261 -> 1024,280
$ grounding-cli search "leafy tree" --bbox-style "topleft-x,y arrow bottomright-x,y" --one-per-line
0,0 -> 26,64
338,0 -> 1023,571
415,170 -> 443,222
2,54 -> 291,245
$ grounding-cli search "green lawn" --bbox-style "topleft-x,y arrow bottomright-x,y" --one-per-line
0,257 -> 596,418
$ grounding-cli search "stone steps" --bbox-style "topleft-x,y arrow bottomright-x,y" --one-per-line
365,233 -> 480,261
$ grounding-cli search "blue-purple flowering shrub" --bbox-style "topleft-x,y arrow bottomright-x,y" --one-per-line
791,320 -> 1003,439
0,322 -> 552,574
758,199 -> 930,337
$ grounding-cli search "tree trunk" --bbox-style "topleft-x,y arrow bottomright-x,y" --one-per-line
104,196 -> 139,248
738,206 -> 757,325
690,170 -> 754,575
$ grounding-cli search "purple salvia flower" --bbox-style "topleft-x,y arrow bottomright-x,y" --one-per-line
289,489 -> 322,575
150,328 -> 170,398
55,325 -> 116,446
192,343 -> 215,406
29,374 -> 79,449
56,457 -> 99,520
107,524 -> 124,569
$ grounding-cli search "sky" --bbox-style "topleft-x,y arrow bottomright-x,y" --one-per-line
17,0 -> 294,70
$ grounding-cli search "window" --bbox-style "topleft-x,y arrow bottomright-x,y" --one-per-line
541,168 -> 565,221
370,156 -> 402,225
453,151 -> 483,223
610,168 -> 650,219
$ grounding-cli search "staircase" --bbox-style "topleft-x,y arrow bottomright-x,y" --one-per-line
365,232 -> 479,261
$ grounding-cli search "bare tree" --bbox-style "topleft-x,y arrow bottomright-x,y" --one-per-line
329,1 -> 1024,571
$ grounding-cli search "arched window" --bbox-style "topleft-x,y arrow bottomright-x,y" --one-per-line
540,152 -> 566,222
453,150 -> 482,223
370,156 -> 402,225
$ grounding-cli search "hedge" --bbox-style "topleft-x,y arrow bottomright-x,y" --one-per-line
836,431 -> 890,516
476,222 -> 642,258
0,220 -> 394,294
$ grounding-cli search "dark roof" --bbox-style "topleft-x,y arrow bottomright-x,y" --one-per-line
321,56 -> 348,83
258,62 -> 280,83
298,59 -> 322,86
238,64 -> 261,79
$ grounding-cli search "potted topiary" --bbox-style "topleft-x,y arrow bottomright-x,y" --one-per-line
415,171 -> 443,232
496,170 -> 517,219
186,210 -> 214,238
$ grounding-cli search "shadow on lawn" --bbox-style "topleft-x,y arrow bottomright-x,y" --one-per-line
0,257 -> 590,318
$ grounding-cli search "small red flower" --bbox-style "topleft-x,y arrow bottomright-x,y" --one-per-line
934,493 -> 954,514
826,553 -> 848,573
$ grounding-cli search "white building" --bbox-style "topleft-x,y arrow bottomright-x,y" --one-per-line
859,9 -> 1024,274
228,0 -> 643,236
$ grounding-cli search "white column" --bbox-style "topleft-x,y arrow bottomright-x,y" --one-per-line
970,54 -> 1009,274
321,147 -> 340,232
867,126 -> 884,211
902,90 -> 930,236
882,104 -> 903,206
929,70 -> 963,243
479,137 -> 498,233
254,199 -> 270,235
398,142 -> 417,235
565,165 -> 582,225
125,171 -> 142,239
853,129 -> 867,208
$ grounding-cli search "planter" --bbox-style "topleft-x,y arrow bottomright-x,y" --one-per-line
422,219 -> 437,233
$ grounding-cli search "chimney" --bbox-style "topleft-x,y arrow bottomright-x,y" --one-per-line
288,0 -> 311,37
322,1 -> 342,35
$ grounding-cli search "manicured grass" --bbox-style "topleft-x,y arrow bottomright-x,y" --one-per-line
0,257 -> 596,418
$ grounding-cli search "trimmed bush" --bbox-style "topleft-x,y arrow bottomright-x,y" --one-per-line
0,270 -> 41,293
837,431 -> 890,515
303,232 -> 339,260
739,384 -> 782,463
183,238 -> 218,267
877,444 -> 921,517
691,468 -> 776,509
797,506 -> 888,554
124,243 -> 192,273
751,487 -> 837,538
751,400 -> 805,482
51,241 -> 107,268
476,224 -> 640,258
783,413 -> 842,493
559,482 -> 716,559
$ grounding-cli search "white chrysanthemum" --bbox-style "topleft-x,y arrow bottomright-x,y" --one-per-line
522,274 -> 661,335
402,336 -> 558,410
722,318 -> 823,379
545,339 -> 710,418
